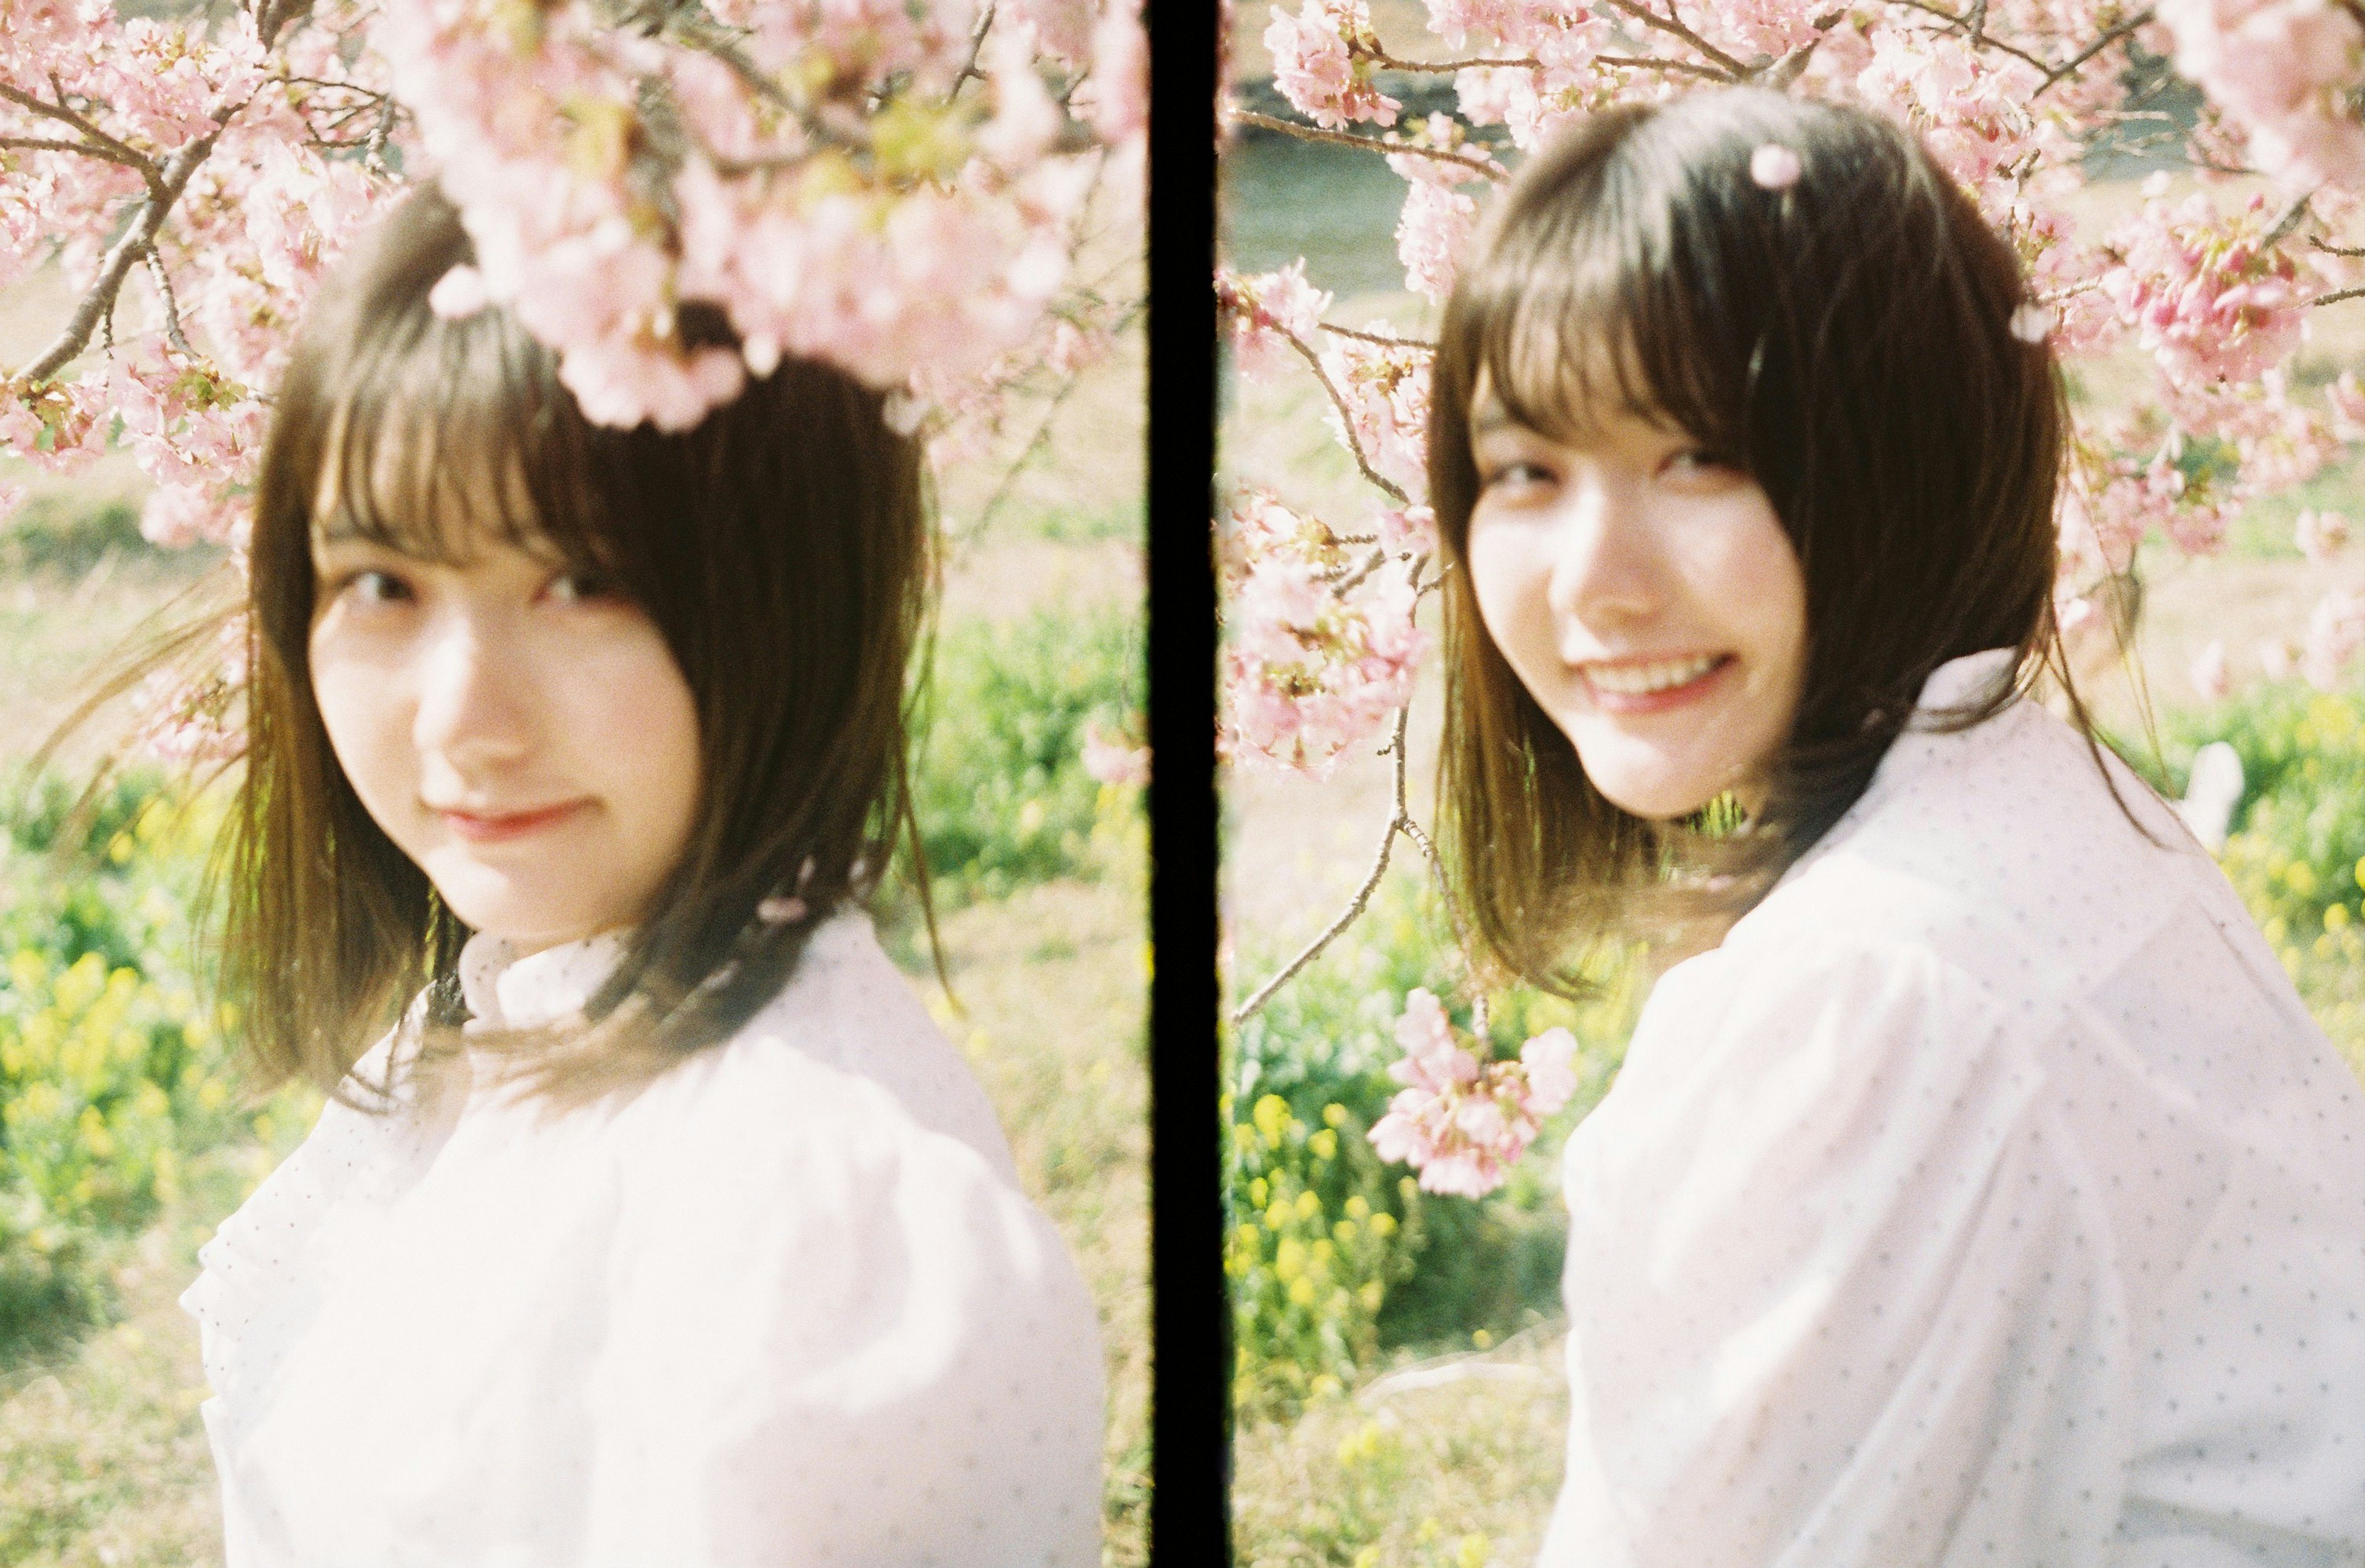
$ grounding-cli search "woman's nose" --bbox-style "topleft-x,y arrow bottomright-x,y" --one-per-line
1543,478 -> 1660,630
411,608 -> 534,770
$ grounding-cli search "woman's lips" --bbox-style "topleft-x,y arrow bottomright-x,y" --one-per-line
1577,653 -> 1735,716
435,799 -> 591,844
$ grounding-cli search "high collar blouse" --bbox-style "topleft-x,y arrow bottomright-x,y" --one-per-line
1541,649 -> 2365,1568
181,910 -> 1104,1567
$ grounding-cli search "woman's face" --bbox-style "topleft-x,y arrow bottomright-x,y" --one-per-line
1463,381 -> 1808,821
308,475 -> 702,955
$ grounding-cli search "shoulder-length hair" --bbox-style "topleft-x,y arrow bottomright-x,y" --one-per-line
1430,87 -> 2095,994
218,185 -> 936,1107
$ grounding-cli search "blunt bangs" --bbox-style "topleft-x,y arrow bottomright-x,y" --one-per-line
1454,105 -> 1760,463
310,299 -> 607,576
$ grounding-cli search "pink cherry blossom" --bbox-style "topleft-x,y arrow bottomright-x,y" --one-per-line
1265,0 -> 1399,131
1081,719 -> 1152,786
1367,990 -> 1580,1197
2297,507 -> 2351,562
1221,490 -> 1428,774
2157,0 -> 2365,190
1396,179 -> 1479,301
2102,191 -> 2315,389
2302,586 -> 2365,689
1216,262 -> 1333,381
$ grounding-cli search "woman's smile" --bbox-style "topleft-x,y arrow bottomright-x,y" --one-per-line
1575,652 -> 1736,713
431,798 -> 596,845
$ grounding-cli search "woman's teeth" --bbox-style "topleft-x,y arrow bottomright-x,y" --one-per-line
1584,654 -> 1723,695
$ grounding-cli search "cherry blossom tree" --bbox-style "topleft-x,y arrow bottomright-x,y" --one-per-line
1221,0 -> 2365,1192
1,0 -> 1145,753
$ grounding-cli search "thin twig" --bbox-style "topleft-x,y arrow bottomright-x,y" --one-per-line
2312,285 -> 2365,307
1229,109 -> 1505,180
2034,6 -> 2155,98
144,247 -> 195,358
2312,238 -> 2365,259
950,3 -> 998,99
1598,0 -> 1749,78
0,135 -> 151,171
1319,320 -> 1436,349
2263,187 -> 2318,249
1280,329 -> 1412,504
1327,544 -> 1390,593
1596,53 -> 1732,81
1367,49 -> 1542,73
1232,707 -> 1413,1022
1884,0 -> 2053,72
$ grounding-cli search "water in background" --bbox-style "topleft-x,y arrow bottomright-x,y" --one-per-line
1221,133 -> 1412,297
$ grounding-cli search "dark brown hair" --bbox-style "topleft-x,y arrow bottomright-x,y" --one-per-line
1432,88 -> 2099,993
217,184 -> 936,1107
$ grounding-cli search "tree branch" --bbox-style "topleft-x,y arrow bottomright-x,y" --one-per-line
1278,329 -> 1413,505
2263,187 -> 2318,249
1596,52 -> 1732,81
1885,0 -> 2053,73
1367,49 -> 1542,73
1228,109 -> 1505,180
7,127 -> 221,386
1598,0 -> 1750,78
1320,320 -> 1435,349
1232,705 -> 1413,1022
2034,6 -> 2156,99
0,135 -> 150,172
950,2 -> 998,99
0,83 -> 158,186
2311,285 -> 2365,307
144,246 -> 195,358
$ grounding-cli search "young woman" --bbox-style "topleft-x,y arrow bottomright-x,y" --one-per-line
172,187 -> 1104,1565
1428,90 -> 2365,1565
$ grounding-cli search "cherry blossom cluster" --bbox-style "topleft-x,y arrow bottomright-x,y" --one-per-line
1366,989 -> 1579,1198
1,0 -> 1142,759
2156,0 -> 2365,191
380,0 -> 1141,433
1220,487 -> 1427,775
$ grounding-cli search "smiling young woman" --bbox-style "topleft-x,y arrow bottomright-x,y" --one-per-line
1426,89 -> 2365,1566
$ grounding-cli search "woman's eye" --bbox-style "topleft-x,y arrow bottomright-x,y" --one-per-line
546,571 -> 622,605
343,569 -> 412,605
1481,460 -> 1553,493
1664,448 -> 1739,480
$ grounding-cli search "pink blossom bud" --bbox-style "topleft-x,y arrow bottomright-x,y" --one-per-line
1748,143 -> 1802,190
427,264 -> 490,320
2297,507 -> 2351,563
2190,639 -> 2230,701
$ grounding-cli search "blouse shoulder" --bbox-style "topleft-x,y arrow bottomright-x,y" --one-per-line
1749,698 -> 2210,1003
574,915 -> 1106,1564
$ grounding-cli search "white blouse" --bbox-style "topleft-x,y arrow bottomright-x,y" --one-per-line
1542,649 -> 2365,1568
182,910 -> 1104,1568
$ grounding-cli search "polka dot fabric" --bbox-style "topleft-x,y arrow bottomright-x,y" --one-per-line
1540,650 -> 2365,1568
180,910 -> 1104,1567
